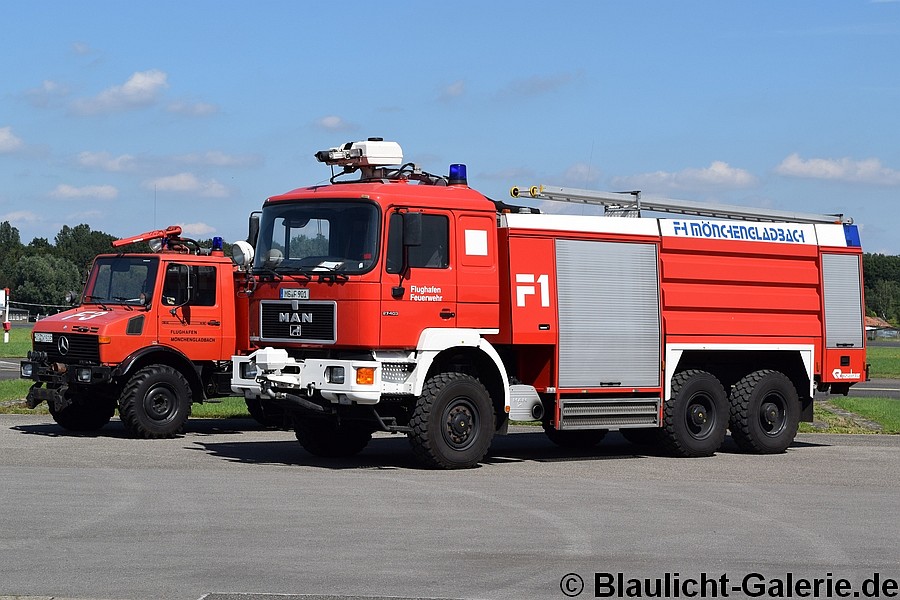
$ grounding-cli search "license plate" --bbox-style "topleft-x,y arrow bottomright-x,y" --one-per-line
280,288 -> 310,300
34,332 -> 53,343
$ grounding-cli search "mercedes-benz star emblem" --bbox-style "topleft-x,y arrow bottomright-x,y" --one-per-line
57,336 -> 70,355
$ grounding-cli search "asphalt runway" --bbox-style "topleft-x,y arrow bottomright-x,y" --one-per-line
1,415 -> 898,600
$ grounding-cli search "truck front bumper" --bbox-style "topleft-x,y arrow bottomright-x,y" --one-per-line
232,347 -> 412,405
20,356 -> 113,409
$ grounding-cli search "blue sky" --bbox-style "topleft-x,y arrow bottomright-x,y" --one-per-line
2,1 -> 900,254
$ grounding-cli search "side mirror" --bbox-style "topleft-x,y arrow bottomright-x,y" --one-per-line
403,212 -> 422,247
247,211 -> 261,247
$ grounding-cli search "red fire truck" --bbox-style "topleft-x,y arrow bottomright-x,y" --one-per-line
231,139 -> 866,468
21,227 -> 252,438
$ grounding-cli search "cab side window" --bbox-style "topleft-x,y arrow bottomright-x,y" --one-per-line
161,264 -> 217,306
386,213 -> 449,273
192,266 -> 217,306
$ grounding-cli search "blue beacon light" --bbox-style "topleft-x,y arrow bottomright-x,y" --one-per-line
212,237 -> 224,252
448,163 -> 467,186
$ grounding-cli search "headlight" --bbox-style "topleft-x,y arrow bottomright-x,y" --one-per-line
241,362 -> 258,380
326,366 -> 345,385
76,368 -> 92,383
20,363 -> 33,378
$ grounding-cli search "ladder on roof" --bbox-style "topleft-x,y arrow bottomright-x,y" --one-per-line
510,185 -> 853,224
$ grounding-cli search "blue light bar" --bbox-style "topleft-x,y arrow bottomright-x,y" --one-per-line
449,163 -> 467,186
843,224 -> 861,248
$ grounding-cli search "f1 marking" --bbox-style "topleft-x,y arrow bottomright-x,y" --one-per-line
516,273 -> 550,307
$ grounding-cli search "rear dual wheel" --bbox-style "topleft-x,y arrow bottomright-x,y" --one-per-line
661,370 -> 728,458
729,369 -> 799,454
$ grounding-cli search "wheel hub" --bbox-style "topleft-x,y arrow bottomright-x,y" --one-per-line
444,402 -> 477,449
146,387 -> 176,420
762,402 -> 779,426
689,404 -> 708,427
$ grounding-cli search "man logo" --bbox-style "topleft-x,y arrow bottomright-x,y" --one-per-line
279,312 -> 313,323
290,325 -> 302,337
57,336 -> 70,355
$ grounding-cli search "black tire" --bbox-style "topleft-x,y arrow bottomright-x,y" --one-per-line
47,394 -> 115,432
543,425 -> 607,448
294,420 -> 373,458
118,365 -> 192,439
408,372 -> 495,469
620,427 -> 662,447
661,370 -> 728,458
729,369 -> 800,454
245,397 -> 287,429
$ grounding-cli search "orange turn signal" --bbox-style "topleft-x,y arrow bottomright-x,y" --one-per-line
356,367 -> 375,385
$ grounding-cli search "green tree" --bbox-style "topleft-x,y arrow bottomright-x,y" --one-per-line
11,255 -> 81,308
25,237 -> 52,255
866,279 -> 900,324
54,224 -> 117,271
0,221 -> 23,289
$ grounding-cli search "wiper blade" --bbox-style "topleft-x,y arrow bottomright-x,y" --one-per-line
82,295 -> 110,310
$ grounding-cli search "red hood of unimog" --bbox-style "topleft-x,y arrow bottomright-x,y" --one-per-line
33,305 -> 147,337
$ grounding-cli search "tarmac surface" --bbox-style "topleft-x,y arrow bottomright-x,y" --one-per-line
1,414 -> 898,600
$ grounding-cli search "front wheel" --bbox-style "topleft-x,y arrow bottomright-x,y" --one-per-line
408,372 -> 495,469
48,393 -> 116,432
661,370 -> 728,458
294,420 -> 373,458
729,370 -> 800,454
118,365 -> 192,439
246,397 -> 287,429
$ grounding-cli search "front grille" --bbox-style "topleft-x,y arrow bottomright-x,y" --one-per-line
32,333 -> 100,364
260,300 -> 336,344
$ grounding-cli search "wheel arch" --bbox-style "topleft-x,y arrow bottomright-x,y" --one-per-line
665,344 -> 814,421
114,346 -> 205,403
412,329 -> 509,430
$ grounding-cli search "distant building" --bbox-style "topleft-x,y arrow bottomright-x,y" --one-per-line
866,315 -> 899,340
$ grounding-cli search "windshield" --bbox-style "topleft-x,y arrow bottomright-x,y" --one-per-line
84,256 -> 159,306
254,200 -> 380,274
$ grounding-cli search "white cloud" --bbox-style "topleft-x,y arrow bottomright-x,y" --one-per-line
314,115 -> 355,131
77,151 -> 137,172
1,210 -> 40,223
71,69 -> 169,115
174,151 -> 261,167
776,153 -> 900,185
167,100 -> 219,116
611,161 -> 758,191
145,172 -> 229,197
496,72 -> 579,99
438,80 -> 466,102
71,42 -> 94,55
562,162 -> 602,187
51,184 -> 118,200
0,126 -> 24,153
24,80 -> 70,108
178,222 -> 216,237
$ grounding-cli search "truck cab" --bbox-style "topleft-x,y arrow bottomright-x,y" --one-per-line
22,230 -> 242,437
232,140 -> 508,467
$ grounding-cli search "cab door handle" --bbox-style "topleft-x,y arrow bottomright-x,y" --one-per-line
439,310 -> 455,320
209,320 -> 221,326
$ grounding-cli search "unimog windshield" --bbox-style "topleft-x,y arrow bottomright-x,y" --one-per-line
83,256 -> 160,307
253,201 -> 380,275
